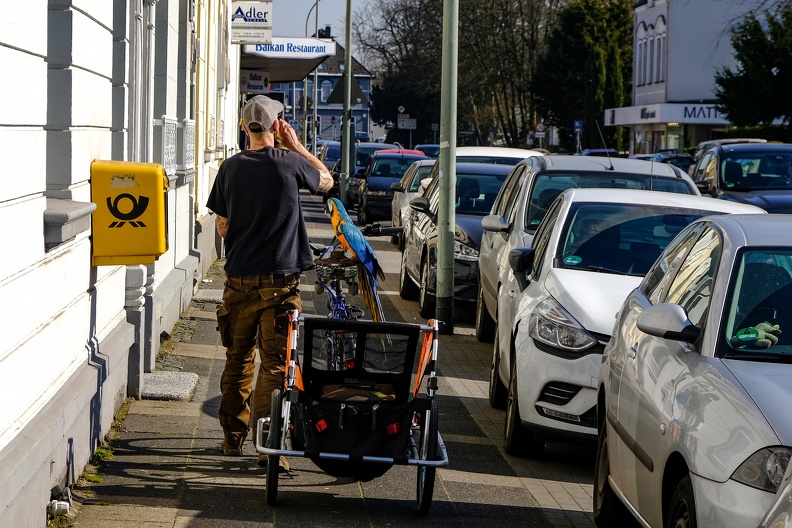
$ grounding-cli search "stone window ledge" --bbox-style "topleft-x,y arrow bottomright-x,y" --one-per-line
44,198 -> 97,250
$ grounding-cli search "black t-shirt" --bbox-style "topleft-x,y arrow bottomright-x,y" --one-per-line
206,147 -> 321,276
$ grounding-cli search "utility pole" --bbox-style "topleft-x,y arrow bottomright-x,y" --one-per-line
436,0 -> 458,334
339,0 -> 353,207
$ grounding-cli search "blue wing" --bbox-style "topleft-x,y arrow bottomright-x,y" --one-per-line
338,221 -> 384,282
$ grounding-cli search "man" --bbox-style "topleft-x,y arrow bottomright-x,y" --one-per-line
206,95 -> 333,470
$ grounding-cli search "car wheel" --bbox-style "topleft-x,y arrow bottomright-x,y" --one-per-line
593,414 -> 634,527
488,323 -> 507,408
418,257 -> 435,319
665,475 -> 697,528
475,284 -> 496,343
399,250 -> 419,300
504,352 -> 544,456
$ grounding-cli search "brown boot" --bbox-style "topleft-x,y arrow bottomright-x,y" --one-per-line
258,455 -> 290,473
220,433 -> 246,456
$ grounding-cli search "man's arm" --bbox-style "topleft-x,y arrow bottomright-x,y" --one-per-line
216,215 -> 229,238
276,119 -> 333,193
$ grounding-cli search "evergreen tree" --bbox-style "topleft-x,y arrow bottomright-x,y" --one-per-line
715,4 -> 792,129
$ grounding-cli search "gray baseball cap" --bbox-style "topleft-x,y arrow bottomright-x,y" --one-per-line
242,95 -> 284,132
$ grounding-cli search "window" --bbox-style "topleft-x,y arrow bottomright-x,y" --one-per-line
665,228 -> 721,328
530,201 -> 561,278
494,165 -> 525,220
321,80 -> 332,102
648,38 -> 655,84
643,223 -> 704,303
656,35 -> 664,82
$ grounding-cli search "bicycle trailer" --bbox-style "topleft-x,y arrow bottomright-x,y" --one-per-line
255,310 -> 449,514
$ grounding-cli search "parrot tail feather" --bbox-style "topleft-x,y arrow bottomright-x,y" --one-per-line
358,262 -> 385,322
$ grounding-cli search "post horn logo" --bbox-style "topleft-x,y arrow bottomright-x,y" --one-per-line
107,194 -> 150,228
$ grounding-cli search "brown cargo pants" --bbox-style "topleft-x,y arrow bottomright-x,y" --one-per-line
216,274 -> 301,447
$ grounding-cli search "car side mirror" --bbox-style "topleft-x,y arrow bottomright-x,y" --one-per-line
408,196 -> 431,216
694,180 -> 710,194
637,303 -> 701,344
508,247 -> 535,291
482,214 -> 510,233
391,182 -> 405,192
356,168 -> 366,177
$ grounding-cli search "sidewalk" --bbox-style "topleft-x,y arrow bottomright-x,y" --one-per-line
67,194 -> 595,528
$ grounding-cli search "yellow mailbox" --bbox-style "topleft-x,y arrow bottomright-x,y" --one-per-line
91,160 -> 169,266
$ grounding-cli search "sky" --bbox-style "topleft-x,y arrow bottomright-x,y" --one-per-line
271,0 -> 371,43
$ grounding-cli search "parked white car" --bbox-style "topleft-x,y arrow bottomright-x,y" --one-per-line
490,189 -> 764,458
596,214 -> 792,528
477,155 -> 700,343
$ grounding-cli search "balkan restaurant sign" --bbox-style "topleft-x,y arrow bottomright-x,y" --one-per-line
231,1 -> 272,45
240,70 -> 270,94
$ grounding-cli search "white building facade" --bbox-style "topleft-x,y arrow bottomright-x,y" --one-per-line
606,0 -> 766,153
0,1 -> 239,525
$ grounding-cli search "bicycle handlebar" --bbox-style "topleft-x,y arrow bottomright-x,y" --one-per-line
360,223 -> 403,237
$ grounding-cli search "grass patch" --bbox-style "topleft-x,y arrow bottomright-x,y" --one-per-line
80,472 -> 103,484
47,515 -> 74,528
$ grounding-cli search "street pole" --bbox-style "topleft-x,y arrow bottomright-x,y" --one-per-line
339,0 -> 353,206
303,1 -> 320,147
437,0 -> 458,334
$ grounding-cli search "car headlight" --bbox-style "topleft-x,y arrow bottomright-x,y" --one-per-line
454,240 -> 479,261
365,190 -> 387,196
731,447 -> 792,492
528,298 -> 597,351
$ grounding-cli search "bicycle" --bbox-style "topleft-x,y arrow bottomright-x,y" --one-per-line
310,222 -> 403,370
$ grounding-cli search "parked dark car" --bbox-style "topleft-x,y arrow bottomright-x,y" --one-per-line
689,137 -> 767,175
347,142 -> 399,207
357,151 -> 430,224
690,143 -> 792,213
652,151 -> 694,173
317,140 -> 341,170
399,163 -> 513,318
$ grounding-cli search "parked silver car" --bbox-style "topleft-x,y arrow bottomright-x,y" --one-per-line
596,214 -> 792,528
390,159 -> 435,248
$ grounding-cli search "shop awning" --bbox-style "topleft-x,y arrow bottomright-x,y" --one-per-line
241,38 -> 336,83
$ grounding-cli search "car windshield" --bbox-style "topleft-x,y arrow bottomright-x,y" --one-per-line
525,171 -> 695,228
720,152 -> 792,191
418,145 -> 440,158
371,158 -> 420,179
326,145 -> 341,160
558,203 -> 717,276
661,155 -> 692,173
453,172 -> 509,215
722,249 -> 792,359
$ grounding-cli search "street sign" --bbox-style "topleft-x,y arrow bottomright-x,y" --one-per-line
231,1 -> 273,45
397,113 -> 409,120
398,106 -> 406,113
535,122 -> 546,139
431,123 -> 439,131
398,118 -> 417,130
574,120 -> 583,133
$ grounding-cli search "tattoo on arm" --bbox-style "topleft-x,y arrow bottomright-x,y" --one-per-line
216,215 -> 229,238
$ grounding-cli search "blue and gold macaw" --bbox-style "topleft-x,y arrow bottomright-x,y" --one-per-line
326,198 -> 386,321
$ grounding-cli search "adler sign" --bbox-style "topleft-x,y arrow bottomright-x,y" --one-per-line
231,1 -> 273,45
